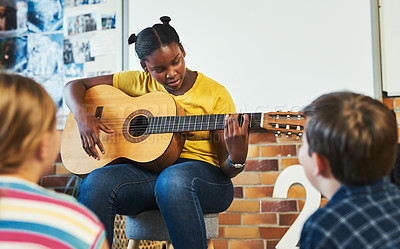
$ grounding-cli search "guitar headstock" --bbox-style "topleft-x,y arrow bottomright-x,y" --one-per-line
261,112 -> 305,138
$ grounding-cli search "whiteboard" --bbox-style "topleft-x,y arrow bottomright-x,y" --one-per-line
379,0 -> 400,96
128,0 -> 376,112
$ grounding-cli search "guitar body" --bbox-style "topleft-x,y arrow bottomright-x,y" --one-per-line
61,85 -> 186,175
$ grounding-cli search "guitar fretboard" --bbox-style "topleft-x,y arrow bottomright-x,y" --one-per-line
145,113 -> 262,134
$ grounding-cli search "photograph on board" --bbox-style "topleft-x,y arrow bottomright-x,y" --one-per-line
25,33 -> 63,75
27,0 -> 63,33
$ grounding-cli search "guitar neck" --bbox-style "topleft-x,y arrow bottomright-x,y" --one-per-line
146,113 -> 263,134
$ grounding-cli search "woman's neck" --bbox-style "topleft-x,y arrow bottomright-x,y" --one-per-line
170,69 -> 197,96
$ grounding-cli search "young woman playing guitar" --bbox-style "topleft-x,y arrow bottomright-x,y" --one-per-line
64,16 -> 249,249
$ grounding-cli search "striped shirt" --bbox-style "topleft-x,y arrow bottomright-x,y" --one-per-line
0,176 -> 106,249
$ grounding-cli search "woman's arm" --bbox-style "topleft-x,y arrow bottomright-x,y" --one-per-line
63,74 -> 114,159
214,114 -> 249,178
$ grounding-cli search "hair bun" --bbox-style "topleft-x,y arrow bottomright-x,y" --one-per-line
160,16 -> 171,25
128,33 -> 137,45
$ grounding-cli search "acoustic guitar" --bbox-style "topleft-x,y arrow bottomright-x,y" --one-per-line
61,85 -> 305,175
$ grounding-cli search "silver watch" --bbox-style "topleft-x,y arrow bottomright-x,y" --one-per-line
227,156 -> 246,169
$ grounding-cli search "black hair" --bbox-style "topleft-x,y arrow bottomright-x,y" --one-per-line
128,16 -> 180,62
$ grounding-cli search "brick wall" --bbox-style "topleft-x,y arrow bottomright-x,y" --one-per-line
41,96 -> 400,249
213,96 -> 400,249
214,130 -> 310,249
383,97 -> 400,142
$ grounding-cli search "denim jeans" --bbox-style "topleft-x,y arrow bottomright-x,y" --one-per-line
77,158 -> 234,249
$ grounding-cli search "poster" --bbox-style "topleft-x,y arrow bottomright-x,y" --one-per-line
0,0 -> 121,128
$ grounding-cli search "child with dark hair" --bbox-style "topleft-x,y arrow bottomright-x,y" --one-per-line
298,91 -> 400,248
390,144 -> 400,187
64,16 -> 249,249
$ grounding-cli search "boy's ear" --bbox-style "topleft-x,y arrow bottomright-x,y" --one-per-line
140,61 -> 148,72
312,153 -> 331,178
36,132 -> 50,162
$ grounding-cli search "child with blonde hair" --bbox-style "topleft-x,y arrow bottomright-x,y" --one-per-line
0,73 -> 108,249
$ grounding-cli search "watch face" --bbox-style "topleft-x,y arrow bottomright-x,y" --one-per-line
227,155 -> 245,168
231,163 -> 245,169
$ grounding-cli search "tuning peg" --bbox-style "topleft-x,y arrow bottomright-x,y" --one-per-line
297,115 -> 302,119
296,125 -> 301,130
286,124 -> 290,130
287,114 -> 291,119
275,131 -> 281,137
275,123 -> 279,129
286,131 -> 292,138
296,133 -> 303,140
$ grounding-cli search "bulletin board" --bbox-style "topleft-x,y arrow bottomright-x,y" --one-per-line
128,0 -> 378,112
0,0 -> 122,129
0,0 -> 64,109
62,0 -> 122,125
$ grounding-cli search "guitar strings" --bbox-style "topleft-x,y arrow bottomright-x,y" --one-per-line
91,117 -> 265,134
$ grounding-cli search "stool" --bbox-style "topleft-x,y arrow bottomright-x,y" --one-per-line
125,210 -> 219,249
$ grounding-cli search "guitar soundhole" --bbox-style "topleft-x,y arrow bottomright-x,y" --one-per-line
129,115 -> 148,137
123,109 -> 152,143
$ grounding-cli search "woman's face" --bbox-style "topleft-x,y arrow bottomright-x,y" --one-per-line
142,42 -> 187,94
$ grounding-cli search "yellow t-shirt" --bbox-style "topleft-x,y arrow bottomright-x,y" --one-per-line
113,70 -> 236,167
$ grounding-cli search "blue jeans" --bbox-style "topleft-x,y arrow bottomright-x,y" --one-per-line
77,158 -> 234,249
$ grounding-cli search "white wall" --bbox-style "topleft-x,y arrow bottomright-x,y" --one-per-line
128,0 -> 376,112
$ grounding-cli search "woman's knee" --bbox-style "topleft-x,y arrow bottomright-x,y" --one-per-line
78,167 -> 117,204
154,166 -> 193,202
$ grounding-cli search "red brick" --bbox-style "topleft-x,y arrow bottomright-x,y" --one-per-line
279,213 -> 299,226
298,197 -> 326,212
230,239 -> 265,249
242,213 -> 277,225
247,145 -> 260,158
245,159 -> 278,171
245,186 -> 274,198
227,200 -> 260,213
267,240 -> 279,249
219,213 -> 241,225
213,239 -> 228,249
298,199 -> 305,211
218,227 -> 224,238
261,200 -> 297,212
234,186 -> 243,198
261,145 -> 297,157
287,185 -> 306,198
398,127 -> 400,141
320,198 -> 328,207
224,227 -> 259,239
394,97 -> 400,110
260,227 -> 289,239
249,131 -> 276,144
280,158 -> 300,169
232,172 -> 261,185
383,98 -> 394,110
260,172 -> 280,185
